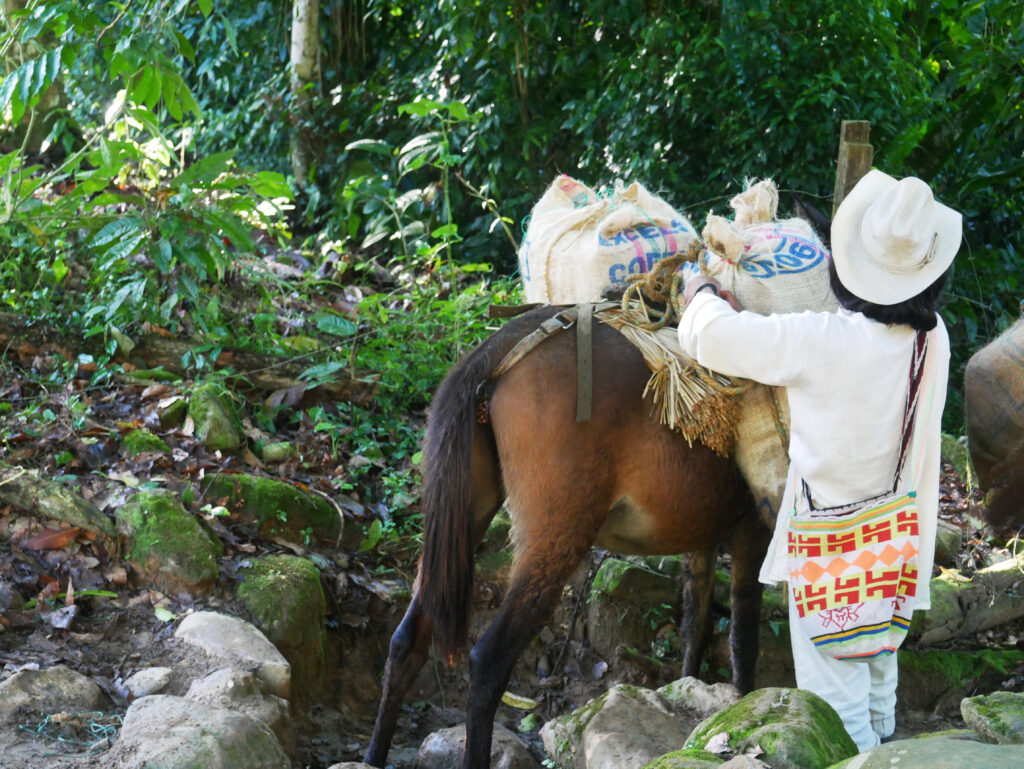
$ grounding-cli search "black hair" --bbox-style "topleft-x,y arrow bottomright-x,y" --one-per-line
828,259 -> 947,332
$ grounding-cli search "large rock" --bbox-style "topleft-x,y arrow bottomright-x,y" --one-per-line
541,681 -> 724,769
685,688 -> 857,769
961,691 -> 1024,745
123,666 -> 174,698
189,382 -> 242,451
175,611 -> 291,699
586,558 -> 680,660
186,668 -> 291,743
642,749 -> 724,769
897,648 -> 1024,715
115,490 -> 223,595
108,694 -> 290,769
826,734 -> 1024,769
0,665 -> 107,723
418,723 -> 540,769
204,473 -> 342,544
237,554 -> 327,702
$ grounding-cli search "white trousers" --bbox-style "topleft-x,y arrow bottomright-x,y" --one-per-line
787,596 -> 899,752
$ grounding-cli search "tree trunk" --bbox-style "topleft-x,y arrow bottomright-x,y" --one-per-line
909,554 -> 1024,646
290,0 -> 320,187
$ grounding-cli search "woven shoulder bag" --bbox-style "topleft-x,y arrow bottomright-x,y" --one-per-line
787,330 -> 928,661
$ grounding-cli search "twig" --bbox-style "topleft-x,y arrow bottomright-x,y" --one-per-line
95,0 -> 134,45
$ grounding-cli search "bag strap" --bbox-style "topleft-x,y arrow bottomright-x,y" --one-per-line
802,329 -> 929,512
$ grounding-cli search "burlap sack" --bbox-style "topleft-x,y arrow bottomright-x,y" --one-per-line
519,175 -> 697,304
965,317 -> 1024,491
699,180 -> 838,522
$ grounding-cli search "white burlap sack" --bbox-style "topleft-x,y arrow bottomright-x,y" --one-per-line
519,175 -> 697,304
699,180 -> 838,523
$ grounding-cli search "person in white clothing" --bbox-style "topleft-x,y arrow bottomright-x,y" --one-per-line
677,171 -> 962,751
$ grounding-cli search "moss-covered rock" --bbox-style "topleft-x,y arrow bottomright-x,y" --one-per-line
122,429 -> 171,456
116,490 -> 222,595
642,748 -> 723,769
587,558 -> 680,659
237,555 -> 327,704
159,396 -> 189,429
941,433 -> 977,489
204,473 -> 342,544
898,648 -> 1024,715
189,383 -> 242,452
260,441 -> 295,464
961,691 -> 1024,745
825,734 -> 1024,769
685,688 -> 857,769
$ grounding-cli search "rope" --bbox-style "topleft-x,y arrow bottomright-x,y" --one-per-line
618,239 -> 704,331
18,711 -> 122,756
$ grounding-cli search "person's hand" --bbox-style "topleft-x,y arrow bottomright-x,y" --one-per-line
682,276 -> 743,312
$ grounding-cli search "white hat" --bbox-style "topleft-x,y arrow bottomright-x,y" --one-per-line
831,170 -> 962,305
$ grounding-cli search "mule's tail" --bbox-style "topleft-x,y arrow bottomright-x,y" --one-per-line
417,333 -> 507,662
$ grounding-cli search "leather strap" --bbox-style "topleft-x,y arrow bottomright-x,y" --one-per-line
575,302 -> 594,422
490,308 -> 578,380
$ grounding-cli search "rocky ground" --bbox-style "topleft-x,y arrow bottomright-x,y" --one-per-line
2,357 -> 1023,769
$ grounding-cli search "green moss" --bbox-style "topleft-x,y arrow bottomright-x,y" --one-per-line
205,473 -> 341,543
115,490 -> 222,593
159,397 -> 189,429
260,441 -> 295,463
124,367 -> 180,383
237,554 -> 327,703
642,748 -> 724,769
188,383 -> 241,452
686,688 -> 856,769
899,648 -> 1024,688
122,429 -> 171,456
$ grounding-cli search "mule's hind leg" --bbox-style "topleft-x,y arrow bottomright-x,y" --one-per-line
680,548 -> 717,680
463,543 -> 590,769
365,593 -> 432,766
728,517 -> 771,693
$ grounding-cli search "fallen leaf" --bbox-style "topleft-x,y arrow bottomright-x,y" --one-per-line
141,384 -> 173,400
65,575 -> 75,607
21,527 -> 81,551
154,606 -> 177,622
46,604 -> 78,630
704,732 -> 732,755
500,691 -> 539,710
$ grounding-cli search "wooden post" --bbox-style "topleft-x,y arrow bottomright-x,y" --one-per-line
832,120 -> 873,216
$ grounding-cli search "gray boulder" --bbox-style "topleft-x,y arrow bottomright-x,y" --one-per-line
686,687 -> 857,769
0,665 -> 107,724
175,611 -> 291,699
186,668 -> 291,743
827,734 -> 1024,769
961,691 -> 1024,744
418,723 -> 540,769
107,694 -> 289,768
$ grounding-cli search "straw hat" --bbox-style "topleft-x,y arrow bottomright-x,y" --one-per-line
831,170 -> 962,305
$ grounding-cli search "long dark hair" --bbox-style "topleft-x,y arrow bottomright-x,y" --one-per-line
828,260 -> 947,331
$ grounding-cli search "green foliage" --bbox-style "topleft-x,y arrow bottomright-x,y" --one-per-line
0,0 -> 291,343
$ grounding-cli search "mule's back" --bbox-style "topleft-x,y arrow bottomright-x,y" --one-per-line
487,314 -> 753,556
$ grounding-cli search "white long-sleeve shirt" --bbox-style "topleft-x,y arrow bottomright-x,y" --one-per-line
678,291 -> 949,609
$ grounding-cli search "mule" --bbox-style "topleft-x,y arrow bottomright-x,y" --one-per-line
364,305 -> 772,769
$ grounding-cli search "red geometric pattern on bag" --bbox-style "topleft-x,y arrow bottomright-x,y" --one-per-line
791,565 -> 917,618
895,509 -> 918,536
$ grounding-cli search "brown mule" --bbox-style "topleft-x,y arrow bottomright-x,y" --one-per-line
364,305 -> 771,769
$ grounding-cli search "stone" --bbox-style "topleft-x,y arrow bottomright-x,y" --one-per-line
237,554 -> 327,703
159,396 -> 190,428
657,677 -> 740,716
541,684 -> 695,769
586,558 -> 680,659
123,666 -> 174,698
122,428 -> 171,456
327,765 -> 377,769
204,472 -> 342,544
960,691 -> 1024,744
189,382 -> 242,452
898,648 -> 1024,715
185,668 -> 291,743
418,723 -> 540,769
827,734 -> 1024,769
685,687 -> 857,769
115,490 -> 223,595
261,441 -> 295,463
108,694 -> 289,769
933,518 -> 963,568
0,665 -> 107,723
175,611 -> 291,699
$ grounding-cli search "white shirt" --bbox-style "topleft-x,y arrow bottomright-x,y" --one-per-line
678,291 -> 949,609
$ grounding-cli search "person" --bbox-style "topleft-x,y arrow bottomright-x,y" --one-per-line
677,170 -> 961,751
